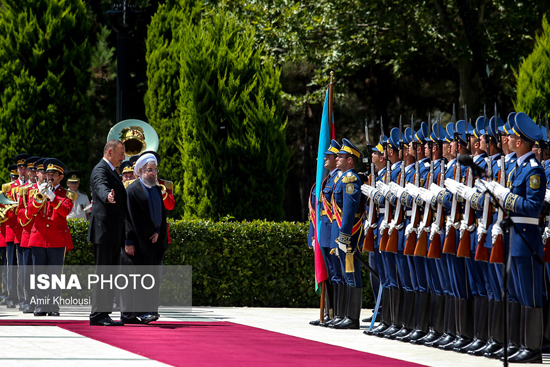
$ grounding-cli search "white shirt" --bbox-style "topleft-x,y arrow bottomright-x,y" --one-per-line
67,190 -> 91,220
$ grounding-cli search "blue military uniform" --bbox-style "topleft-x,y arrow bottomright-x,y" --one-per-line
329,138 -> 364,330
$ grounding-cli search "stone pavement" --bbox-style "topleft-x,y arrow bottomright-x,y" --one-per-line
0,306 -> 546,366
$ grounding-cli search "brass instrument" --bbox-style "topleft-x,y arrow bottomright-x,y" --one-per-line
106,119 -> 159,159
0,192 -> 19,220
34,183 -> 54,204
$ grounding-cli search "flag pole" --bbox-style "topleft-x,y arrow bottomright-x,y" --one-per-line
328,71 -> 335,139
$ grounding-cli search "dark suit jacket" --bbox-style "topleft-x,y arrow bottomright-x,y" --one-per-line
88,159 -> 127,246
125,179 -> 168,264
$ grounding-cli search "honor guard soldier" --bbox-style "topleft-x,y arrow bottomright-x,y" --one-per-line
66,171 -> 91,221
362,136 -> 389,334
3,154 -> 30,308
16,156 -> 41,312
328,138 -> 364,329
309,140 -> 344,327
26,158 -> 74,316
0,163 -> 18,304
482,113 -> 545,363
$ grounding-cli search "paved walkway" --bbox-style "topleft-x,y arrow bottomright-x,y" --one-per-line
0,306 -> 546,366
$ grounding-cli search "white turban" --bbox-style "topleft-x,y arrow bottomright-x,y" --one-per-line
134,153 -> 157,176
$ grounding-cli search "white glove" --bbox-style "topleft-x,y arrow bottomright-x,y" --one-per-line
543,227 -> 550,243
405,183 -> 421,199
38,182 -> 47,191
475,179 -> 489,193
477,222 -> 487,239
492,223 -> 504,244
456,183 -> 477,202
445,217 -> 453,235
388,219 -> 396,235
484,181 -> 511,201
389,182 -> 405,197
429,183 -> 446,196
364,220 -> 370,231
379,219 -> 388,232
418,187 -> 434,204
405,223 -> 415,238
429,223 -> 441,241
459,219 -> 468,236
444,179 -> 460,195
361,184 -> 378,199
44,187 -> 55,201
376,181 -> 391,196
545,189 -> 550,204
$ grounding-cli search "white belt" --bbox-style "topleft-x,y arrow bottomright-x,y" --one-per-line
379,208 -> 386,214
510,217 -> 539,225
406,210 -> 412,216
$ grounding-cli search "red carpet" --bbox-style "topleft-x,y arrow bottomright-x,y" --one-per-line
0,320 -> 427,367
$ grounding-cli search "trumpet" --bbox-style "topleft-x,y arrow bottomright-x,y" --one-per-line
0,193 -> 18,220
34,183 -> 54,204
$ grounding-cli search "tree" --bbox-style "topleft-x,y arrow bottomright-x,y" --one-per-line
145,0 -> 201,219
177,9 -> 290,221
514,16 -> 550,116
0,0 -> 92,183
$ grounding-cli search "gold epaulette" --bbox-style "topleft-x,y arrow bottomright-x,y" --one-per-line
124,179 -> 136,189
159,179 -> 173,191
18,187 -> 28,197
342,175 -> 357,183
66,190 -> 77,202
2,183 -> 10,194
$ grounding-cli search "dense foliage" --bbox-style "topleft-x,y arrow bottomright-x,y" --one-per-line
176,9 -> 290,221
66,218 -> 375,308
0,0 -> 92,186
514,16 -> 550,116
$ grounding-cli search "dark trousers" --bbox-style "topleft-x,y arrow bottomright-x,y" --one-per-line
0,247 -> 7,298
119,244 -> 164,319
90,243 -> 121,320
31,247 -> 65,312
21,247 -> 33,305
6,242 -> 18,302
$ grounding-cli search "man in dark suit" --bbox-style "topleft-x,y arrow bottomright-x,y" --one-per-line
89,139 -> 127,326
120,152 -> 168,324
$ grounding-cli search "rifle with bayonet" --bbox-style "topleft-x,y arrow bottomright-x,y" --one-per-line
457,105 -> 475,258
415,114 -> 434,257
386,116 -> 404,253
379,117 -> 392,251
362,119 -> 377,252
443,104 -> 460,254
428,113 -> 445,259
475,105 -> 492,261
404,115 -> 420,255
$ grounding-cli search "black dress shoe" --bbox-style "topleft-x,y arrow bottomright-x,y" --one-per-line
410,330 -> 441,345
376,325 -> 400,337
6,300 -> 15,308
455,338 -> 486,353
364,322 -> 390,336
468,340 -> 501,356
140,313 -> 159,324
121,316 -> 144,325
505,348 -> 542,363
428,333 -> 455,348
309,319 -> 321,326
362,313 -> 381,323
330,317 -> 359,329
34,308 -> 47,316
322,317 -> 342,327
398,329 -> 426,342
22,304 -> 34,314
439,336 -> 471,350
484,345 -> 519,359
47,311 -> 60,316
90,316 -> 124,326
385,327 -> 411,340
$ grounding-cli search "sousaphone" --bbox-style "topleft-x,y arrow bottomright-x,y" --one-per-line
107,119 -> 159,159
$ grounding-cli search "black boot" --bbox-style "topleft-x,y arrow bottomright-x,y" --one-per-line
365,288 -> 391,335
456,296 -> 488,353
426,294 -> 455,347
440,297 -> 473,350
470,299 -> 504,356
310,281 -> 332,326
378,287 -> 402,337
386,290 -> 415,340
412,293 -> 444,345
332,286 -> 362,329
325,283 -> 346,327
398,291 -> 430,342
485,301 -> 521,359
506,306 -> 543,363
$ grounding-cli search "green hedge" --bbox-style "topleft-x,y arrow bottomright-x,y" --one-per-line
66,219 -> 374,308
